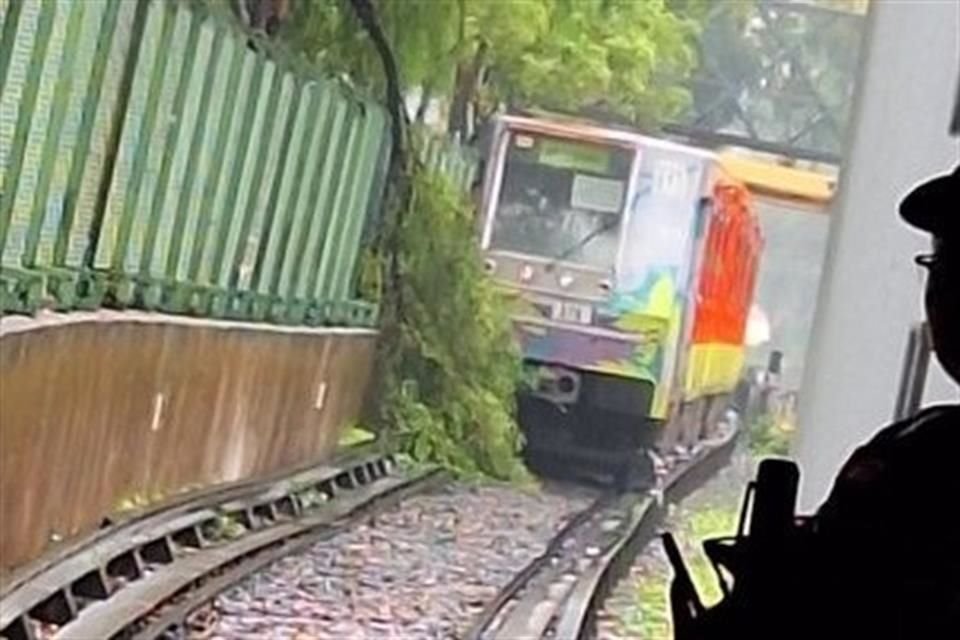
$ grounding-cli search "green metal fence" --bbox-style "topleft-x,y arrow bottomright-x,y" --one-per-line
415,129 -> 477,193
0,0 -> 395,326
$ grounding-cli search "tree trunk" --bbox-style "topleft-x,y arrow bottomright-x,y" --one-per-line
415,82 -> 433,124
448,64 -> 471,136
447,42 -> 486,137
346,0 -> 414,435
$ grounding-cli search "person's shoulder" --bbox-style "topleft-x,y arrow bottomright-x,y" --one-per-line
819,404 -> 960,518
869,404 -> 960,450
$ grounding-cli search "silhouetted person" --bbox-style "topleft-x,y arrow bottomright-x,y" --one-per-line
667,166 -> 959,639
811,164 -> 960,637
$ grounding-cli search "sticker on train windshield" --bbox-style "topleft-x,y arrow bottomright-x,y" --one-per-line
537,138 -> 611,174
571,175 -> 625,213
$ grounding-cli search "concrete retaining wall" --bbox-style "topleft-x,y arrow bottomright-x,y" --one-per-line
0,311 -> 377,568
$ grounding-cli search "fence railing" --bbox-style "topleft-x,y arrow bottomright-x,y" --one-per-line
415,129 -> 478,192
0,0 -> 391,326
0,0 -> 477,327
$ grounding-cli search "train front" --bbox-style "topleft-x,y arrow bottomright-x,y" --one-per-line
479,115 -> 707,486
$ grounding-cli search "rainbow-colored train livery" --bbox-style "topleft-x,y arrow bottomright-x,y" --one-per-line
478,114 -> 762,485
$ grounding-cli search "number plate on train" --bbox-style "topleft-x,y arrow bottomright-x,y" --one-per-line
551,301 -> 593,324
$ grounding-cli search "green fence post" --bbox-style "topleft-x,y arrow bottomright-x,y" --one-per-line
267,81 -> 322,301
328,109 -> 385,303
108,3 -> 176,288
137,10 -> 202,285
0,0 -> 24,94
346,126 -> 391,324
313,106 -> 363,316
184,33 -> 237,291
186,50 -> 261,297
357,127 -> 392,251
247,77 -> 303,295
204,51 -> 257,290
186,35 -> 243,305
284,87 -> 338,307
159,22 -> 223,310
301,98 -> 350,318
82,0 -> 150,290
226,62 -> 283,292
0,0 -> 56,261
22,0 -> 87,269
54,0 -> 122,269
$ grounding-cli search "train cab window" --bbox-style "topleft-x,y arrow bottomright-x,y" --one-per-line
489,133 -> 633,270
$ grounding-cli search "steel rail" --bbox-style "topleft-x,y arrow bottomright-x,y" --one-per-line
460,494 -> 615,640
57,469 -> 443,640
0,448 -> 437,640
467,429 -> 739,640
554,431 -> 737,640
127,469 -> 440,640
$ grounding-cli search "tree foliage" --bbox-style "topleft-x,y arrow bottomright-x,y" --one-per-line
379,167 -> 530,481
279,0 -> 699,134
681,0 -> 866,156
488,0 -> 697,127
332,0 -> 528,481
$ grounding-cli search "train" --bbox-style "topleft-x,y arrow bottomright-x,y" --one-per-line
477,113 -> 763,487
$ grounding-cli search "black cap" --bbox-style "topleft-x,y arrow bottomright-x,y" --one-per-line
899,164 -> 959,239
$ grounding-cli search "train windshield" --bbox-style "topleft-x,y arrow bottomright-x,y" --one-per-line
490,132 -> 633,270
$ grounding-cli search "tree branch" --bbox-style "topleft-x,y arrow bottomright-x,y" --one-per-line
345,0 -> 414,336
346,0 -> 408,165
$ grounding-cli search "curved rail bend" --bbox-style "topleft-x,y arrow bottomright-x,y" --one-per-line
468,429 -> 738,640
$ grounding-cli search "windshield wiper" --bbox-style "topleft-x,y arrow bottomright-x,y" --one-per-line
545,214 -> 620,271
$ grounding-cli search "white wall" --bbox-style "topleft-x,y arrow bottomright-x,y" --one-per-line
925,358 -> 959,406
795,0 -> 960,511
747,198 -> 829,391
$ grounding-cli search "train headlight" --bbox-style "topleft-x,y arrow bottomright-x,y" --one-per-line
520,264 -> 535,282
558,272 -> 574,288
557,374 -> 577,395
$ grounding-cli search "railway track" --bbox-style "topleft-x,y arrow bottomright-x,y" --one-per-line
465,429 -> 738,640
1,431 -> 736,640
0,450 -> 442,640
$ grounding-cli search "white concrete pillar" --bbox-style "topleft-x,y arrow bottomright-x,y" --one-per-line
795,0 -> 960,511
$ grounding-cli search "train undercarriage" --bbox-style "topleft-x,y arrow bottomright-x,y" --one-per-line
517,362 -> 737,489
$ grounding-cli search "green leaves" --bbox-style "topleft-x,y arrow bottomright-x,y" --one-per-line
338,424 -> 377,448
278,0 -> 698,130
378,163 -> 530,482
492,0 -> 697,123
749,414 -> 793,458
685,0 -> 863,156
